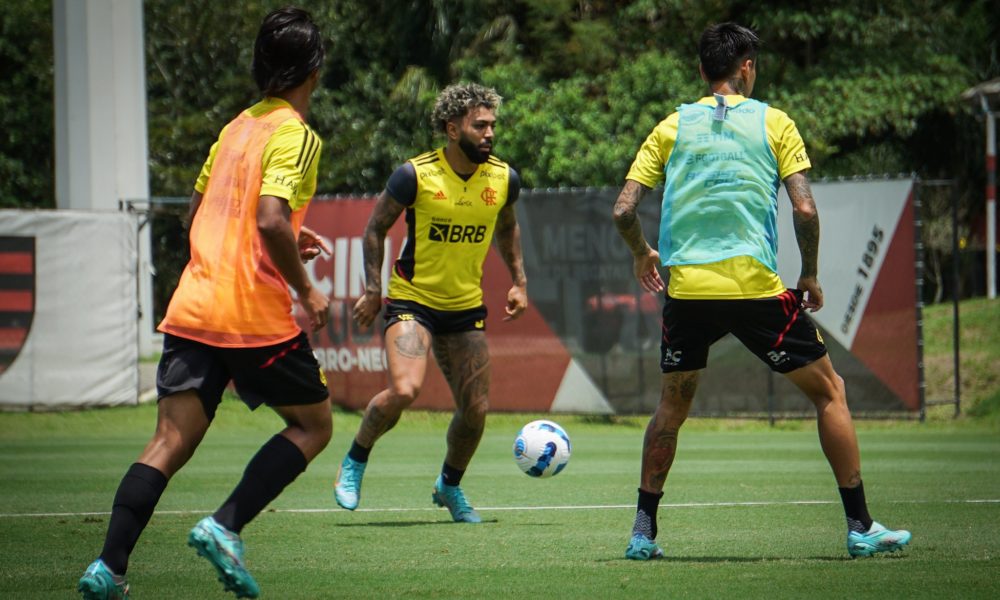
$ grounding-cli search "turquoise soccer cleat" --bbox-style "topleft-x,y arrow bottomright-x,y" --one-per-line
847,521 -> 912,557
625,533 -> 664,561
431,475 -> 482,523
78,559 -> 130,600
187,516 -> 260,598
334,455 -> 367,511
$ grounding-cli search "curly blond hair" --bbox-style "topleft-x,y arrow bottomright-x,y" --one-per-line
430,83 -> 502,133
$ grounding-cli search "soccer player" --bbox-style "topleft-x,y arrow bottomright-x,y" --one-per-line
78,8 -> 331,599
334,83 -> 528,523
612,22 -> 912,560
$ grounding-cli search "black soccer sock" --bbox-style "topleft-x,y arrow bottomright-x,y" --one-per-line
838,480 -> 874,533
632,488 -> 664,540
99,463 -> 168,575
440,462 -> 465,487
213,434 -> 307,534
347,439 -> 372,463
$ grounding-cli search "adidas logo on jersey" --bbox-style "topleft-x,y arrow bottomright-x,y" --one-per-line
433,190 -> 447,200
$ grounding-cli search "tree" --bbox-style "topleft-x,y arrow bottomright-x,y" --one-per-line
0,0 -> 53,208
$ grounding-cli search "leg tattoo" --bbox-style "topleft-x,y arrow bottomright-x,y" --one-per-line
434,332 -> 490,469
393,322 -> 429,359
357,403 -> 400,447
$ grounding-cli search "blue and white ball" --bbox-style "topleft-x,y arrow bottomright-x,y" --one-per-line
513,419 -> 571,478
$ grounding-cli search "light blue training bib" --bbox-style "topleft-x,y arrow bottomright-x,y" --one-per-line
659,96 -> 780,271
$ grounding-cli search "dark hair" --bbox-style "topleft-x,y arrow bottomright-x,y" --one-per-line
430,83 -> 502,133
251,7 -> 324,96
699,22 -> 760,82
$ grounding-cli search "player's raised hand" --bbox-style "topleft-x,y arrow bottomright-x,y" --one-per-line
353,290 -> 382,329
634,248 -> 664,294
503,284 -> 528,321
298,225 -> 331,263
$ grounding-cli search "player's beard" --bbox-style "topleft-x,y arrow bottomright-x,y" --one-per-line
459,135 -> 491,164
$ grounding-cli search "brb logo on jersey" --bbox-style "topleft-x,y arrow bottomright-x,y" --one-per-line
429,222 -> 487,243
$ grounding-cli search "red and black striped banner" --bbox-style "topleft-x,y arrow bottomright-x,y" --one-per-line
0,237 -> 34,376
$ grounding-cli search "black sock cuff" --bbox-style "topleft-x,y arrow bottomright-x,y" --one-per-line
838,480 -> 873,531
127,463 -> 168,489
441,462 -> 465,487
264,434 -> 307,474
348,439 -> 372,463
637,488 -> 664,513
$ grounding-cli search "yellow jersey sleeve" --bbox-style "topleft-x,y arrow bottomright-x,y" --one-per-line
260,119 -> 321,211
626,97 -> 812,188
764,106 -> 811,180
625,112 -> 679,188
194,135 -> 224,194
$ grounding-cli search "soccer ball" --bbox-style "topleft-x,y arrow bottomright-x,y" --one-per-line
512,419 -> 571,478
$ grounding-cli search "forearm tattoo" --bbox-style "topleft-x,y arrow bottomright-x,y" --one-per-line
613,180 -> 650,255
362,193 -> 404,293
787,174 -> 820,278
495,206 -> 527,287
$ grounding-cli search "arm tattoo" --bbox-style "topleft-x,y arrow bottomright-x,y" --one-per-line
786,173 -> 820,278
362,192 -> 405,294
613,180 -> 651,256
495,205 -> 527,287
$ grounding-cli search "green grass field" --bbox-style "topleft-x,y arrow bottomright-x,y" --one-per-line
1,405 -> 998,599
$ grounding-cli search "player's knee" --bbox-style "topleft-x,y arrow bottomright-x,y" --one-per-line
388,385 -> 420,408
149,428 -> 198,466
309,412 -> 333,446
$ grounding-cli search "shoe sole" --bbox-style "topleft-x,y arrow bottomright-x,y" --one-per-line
849,542 -> 909,557
431,490 -> 482,523
625,546 -> 664,560
188,530 -> 260,598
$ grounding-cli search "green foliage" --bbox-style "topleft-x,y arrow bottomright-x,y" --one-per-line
0,0 -> 53,208
144,0 -> 267,195
1,0 -> 998,204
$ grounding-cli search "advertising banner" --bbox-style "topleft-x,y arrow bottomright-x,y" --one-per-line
305,178 -> 917,415
0,210 -> 138,409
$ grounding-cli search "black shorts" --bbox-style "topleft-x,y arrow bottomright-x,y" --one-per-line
660,289 -> 827,374
383,298 -> 487,335
156,331 -> 329,420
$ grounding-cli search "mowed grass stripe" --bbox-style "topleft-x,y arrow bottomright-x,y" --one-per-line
4,497 -> 1000,519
